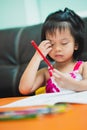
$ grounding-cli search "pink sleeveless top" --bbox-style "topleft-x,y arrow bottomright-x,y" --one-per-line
46,61 -> 83,93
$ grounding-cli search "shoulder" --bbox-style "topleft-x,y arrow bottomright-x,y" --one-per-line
37,67 -> 48,77
78,61 -> 87,68
77,61 -> 86,74
81,61 -> 87,78
83,61 -> 87,65
37,67 -> 50,80
82,61 -> 87,69
38,67 -> 48,73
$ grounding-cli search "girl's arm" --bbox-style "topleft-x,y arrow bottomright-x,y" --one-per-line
19,40 -> 52,95
52,62 -> 87,91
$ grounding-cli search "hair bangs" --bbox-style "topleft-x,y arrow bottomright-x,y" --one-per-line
42,21 -> 72,38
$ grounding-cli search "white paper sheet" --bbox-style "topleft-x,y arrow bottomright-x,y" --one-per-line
0,91 -> 87,108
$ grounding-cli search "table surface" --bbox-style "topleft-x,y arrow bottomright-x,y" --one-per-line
0,96 -> 87,130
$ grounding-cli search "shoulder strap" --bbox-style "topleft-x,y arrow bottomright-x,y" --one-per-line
73,61 -> 83,71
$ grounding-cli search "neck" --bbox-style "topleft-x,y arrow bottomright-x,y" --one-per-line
54,59 -> 76,72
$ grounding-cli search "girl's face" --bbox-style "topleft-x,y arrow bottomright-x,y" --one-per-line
46,28 -> 78,63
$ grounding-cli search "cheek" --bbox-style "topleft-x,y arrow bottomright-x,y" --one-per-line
48,50 -> 54,59
64,46 -> 74,55
48,49 -> 54,55
67,43 -> 75,50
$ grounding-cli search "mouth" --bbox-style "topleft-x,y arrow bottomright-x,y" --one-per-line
54,54 -> 64,61
55,54 -> 63,58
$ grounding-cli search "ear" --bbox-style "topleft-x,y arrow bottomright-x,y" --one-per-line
74,43 -> 78,50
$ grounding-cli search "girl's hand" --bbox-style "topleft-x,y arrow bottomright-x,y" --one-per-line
52,69 -> 78,91
35,40 -> 52,60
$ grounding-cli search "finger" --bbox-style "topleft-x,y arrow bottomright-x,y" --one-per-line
52,71 -> 61,78
39,41 -> 51,50
43,42 -> 52,50
53,69 -> 63,76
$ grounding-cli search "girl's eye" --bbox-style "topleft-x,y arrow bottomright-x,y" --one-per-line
61,42 -> 68,45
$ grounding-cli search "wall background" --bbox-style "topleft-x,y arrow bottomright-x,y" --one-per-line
0,0 -> 87,29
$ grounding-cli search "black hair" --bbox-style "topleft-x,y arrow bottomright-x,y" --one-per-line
41,8 -> 85,61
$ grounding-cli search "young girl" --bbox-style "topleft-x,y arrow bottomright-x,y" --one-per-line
19,8 -> 87,95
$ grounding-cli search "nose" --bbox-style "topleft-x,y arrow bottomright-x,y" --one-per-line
53,45 -> 62,52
